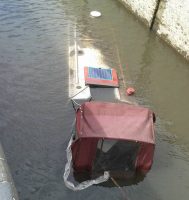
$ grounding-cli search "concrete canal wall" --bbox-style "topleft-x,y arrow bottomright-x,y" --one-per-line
0,144 -> 18,200
118,0 -> 189,60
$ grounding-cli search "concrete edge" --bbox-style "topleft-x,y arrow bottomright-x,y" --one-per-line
117,0 -> 151,27
117,0 -> 189,62
0,144 -> 19,200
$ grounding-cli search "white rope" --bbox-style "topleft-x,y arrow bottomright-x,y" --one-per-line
63,130 -> 110,191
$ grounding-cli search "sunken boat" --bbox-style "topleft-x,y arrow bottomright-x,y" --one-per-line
64,30 -> 155,190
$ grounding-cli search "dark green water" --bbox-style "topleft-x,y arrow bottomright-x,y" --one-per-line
0,0 -> 189,199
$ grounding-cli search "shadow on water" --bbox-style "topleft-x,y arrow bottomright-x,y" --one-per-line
74,171 -> 145,187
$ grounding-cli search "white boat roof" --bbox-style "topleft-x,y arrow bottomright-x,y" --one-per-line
69,43 -> 120,103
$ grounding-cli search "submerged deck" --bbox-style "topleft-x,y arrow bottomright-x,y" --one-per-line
68,29 -> 136,105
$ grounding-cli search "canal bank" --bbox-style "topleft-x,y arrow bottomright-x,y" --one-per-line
0,144 -> 18,200
118,0 -> 189,61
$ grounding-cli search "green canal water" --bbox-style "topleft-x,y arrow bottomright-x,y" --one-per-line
0,0 -> 189,199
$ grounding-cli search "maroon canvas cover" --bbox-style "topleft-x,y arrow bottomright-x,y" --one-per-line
76,102 -> 155,144
72,138 -> 98,172
135,143 -> 155,172
73,101 -> 155,173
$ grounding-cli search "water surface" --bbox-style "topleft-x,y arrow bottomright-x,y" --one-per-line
0,0 -> 189,199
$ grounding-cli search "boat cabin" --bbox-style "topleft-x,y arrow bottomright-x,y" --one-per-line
71,101 -> 155,178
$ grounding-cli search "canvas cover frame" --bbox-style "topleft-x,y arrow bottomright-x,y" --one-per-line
72,101 -> 155,174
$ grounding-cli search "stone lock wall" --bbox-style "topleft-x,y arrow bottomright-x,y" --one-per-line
119,0 -> 189,60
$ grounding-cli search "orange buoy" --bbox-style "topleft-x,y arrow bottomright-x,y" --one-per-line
126,87 -> 135,96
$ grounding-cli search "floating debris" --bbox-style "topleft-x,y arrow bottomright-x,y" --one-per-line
126,87 -> 135,96
90,11 -> 101,18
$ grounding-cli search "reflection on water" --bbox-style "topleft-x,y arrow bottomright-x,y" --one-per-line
0,0 -> 189,199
